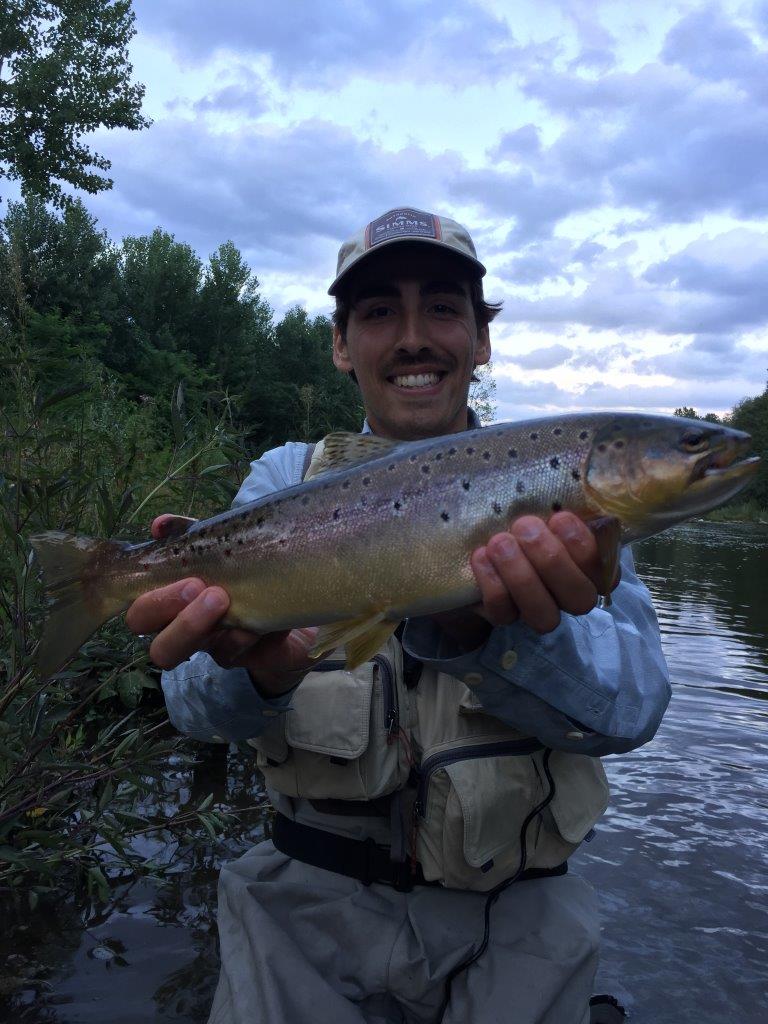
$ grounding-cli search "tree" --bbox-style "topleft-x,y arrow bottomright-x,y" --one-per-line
730,383 -> 768,509
470,361 -> 497,424
0,1 -> 150,208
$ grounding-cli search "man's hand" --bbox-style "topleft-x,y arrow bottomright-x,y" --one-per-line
124,515 -> 317,697
434,511 -> 619,648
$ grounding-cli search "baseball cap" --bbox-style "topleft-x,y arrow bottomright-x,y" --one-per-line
328,206 -> 486,296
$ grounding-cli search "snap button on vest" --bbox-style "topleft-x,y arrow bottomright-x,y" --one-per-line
463,671 -> 483,685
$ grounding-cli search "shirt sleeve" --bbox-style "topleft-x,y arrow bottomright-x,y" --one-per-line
160,442 -> 309,742
401,547 -> 671,757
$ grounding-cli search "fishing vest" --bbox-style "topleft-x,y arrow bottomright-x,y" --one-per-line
246,442 -> 610,893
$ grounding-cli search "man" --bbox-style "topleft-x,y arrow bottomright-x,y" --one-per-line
126,207 -> 671,1024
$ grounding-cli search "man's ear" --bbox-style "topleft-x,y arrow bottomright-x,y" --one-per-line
332,325 -> 353,373
474,326 -> 491,369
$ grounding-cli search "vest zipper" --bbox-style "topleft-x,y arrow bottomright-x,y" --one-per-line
415,738 -> 543,817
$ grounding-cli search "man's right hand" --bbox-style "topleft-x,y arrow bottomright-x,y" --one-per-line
124,514 -> 317,697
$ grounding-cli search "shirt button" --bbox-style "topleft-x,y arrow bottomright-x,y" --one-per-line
566,730 -> 585,740
211,734 -> 224,742
263,709 -> 279,718
463,671 -> 483,686
501,649 -> 517,671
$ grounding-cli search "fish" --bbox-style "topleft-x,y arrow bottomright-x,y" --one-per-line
31,413 -> 760,676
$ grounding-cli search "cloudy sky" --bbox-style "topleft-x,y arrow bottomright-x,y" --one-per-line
64,1 -> 768,419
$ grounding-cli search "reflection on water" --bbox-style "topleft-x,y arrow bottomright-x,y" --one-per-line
577,520 -> 768,1023
2,521 -> 767,1023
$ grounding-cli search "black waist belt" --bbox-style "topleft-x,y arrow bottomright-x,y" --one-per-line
272,812 -> 567,893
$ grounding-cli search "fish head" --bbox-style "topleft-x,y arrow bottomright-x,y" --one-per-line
584,415 -> 761,540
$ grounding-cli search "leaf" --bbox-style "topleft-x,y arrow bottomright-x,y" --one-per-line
171,382 -> 186,446
117,671 -> 147,708
36,384 -> 89,414
87,865 -> 110,901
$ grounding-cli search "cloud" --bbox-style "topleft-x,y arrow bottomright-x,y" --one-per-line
508,344 -> 574,369
87,117 -> 461,277
132,0 -> 526,86
192,66 -> 271,117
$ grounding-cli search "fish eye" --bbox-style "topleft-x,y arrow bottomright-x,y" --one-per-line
680,431 -> 709,453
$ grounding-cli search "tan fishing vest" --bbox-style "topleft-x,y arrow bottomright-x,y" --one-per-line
246,441 -> 610,892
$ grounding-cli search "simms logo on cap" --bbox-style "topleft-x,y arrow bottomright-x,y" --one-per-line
365,208 -> 442,249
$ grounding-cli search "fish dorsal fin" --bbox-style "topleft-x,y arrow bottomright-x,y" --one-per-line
311,431 -> 400,476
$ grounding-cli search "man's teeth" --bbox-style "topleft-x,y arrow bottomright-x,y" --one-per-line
392,372 -> 441,388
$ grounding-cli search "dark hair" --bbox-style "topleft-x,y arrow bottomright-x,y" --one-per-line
332,278 -> 502,342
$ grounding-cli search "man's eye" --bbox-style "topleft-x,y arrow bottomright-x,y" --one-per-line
366,306 -> 392,318
432,303 -> 457,315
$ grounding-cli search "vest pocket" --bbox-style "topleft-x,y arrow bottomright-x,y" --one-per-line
247,653 -> 408,801
546,750 -> 609,843
415,737 -> 545,891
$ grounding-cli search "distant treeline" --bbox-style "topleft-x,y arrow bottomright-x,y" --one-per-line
0,197 -> 364,456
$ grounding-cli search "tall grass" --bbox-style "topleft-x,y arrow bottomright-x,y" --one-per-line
0,323 -> 253,912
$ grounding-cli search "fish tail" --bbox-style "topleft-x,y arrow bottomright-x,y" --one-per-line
30,531 -> 133,678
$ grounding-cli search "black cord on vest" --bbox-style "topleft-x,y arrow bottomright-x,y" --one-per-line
435,748 -> 556,1023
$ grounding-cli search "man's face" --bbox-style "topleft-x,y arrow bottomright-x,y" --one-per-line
332,248 -> 491,441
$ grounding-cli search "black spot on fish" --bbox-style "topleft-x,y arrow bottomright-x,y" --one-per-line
410,454 -> 418,463
279,539 -> 287,547
342,480 -> 351,489
550,457 -> 560,468
449,447 -> 457,455
579,431 -> 589,440
172,547 -> 180,556
257,517 -> 264,526
237,538 -> 244,545
466,446 -> 475,454
241,511 -> 249,520
530,431 -> 539,440
363,476 -> 371,485
301,496 -> 309,505
553,428 -> 562,436
598,443 -> 607,452
441,511 -> 450,521
551,502 -> 562,513
333,509 -> 340,520
462,480 -> 471,491
614,440 -> 625,449
225,548 -> 232,557
516,481 -> 525,494
388,464 -> 396,471
435,452 -> 443,461
394,500 -> 402,511
482,451 -> 491,460
572,469 -> 581,481
492,502 -> 502,515
508,448 -> 517,458
421,464 -> 430,474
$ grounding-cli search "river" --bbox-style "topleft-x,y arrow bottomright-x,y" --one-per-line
3,520 -> 767,1023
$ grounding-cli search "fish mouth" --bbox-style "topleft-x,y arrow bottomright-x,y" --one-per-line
689,437 -> 761,490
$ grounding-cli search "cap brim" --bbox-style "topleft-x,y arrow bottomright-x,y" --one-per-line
328,236 -> 486,296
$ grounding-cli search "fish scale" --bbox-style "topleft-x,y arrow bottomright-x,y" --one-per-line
31,412 -> 760,674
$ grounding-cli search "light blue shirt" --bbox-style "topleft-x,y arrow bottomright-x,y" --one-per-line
162,419 -> 671,757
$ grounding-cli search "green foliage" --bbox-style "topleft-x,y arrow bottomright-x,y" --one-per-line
730,384 -> 768,509
673,406 -> 722,423
0,0 -> 150,207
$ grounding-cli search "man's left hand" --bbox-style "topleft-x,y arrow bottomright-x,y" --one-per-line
433,511 -> 618,648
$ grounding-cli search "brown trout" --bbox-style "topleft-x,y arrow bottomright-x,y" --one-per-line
31,413 -> 759,675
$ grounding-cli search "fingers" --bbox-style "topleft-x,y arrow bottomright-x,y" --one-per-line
151,514 -> 198,541
125,578 -> 206,634
145,586 -> 231,671
478,515 -> 600,634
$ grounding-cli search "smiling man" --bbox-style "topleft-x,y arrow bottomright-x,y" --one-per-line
126,207 -> 670,1024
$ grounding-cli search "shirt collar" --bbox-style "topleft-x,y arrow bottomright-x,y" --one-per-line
361,408 -> 482,435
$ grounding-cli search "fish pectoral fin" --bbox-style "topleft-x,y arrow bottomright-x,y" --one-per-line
310,612 -> 400,670
587,515 -> 623,607
314,431 -> 401,475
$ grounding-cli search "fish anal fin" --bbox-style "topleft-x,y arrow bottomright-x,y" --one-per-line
587,515 -> 622,606
314,432 -> 400,475
310,611 -> 399,670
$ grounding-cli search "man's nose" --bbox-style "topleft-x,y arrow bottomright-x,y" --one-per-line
397,307 -> 425,352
